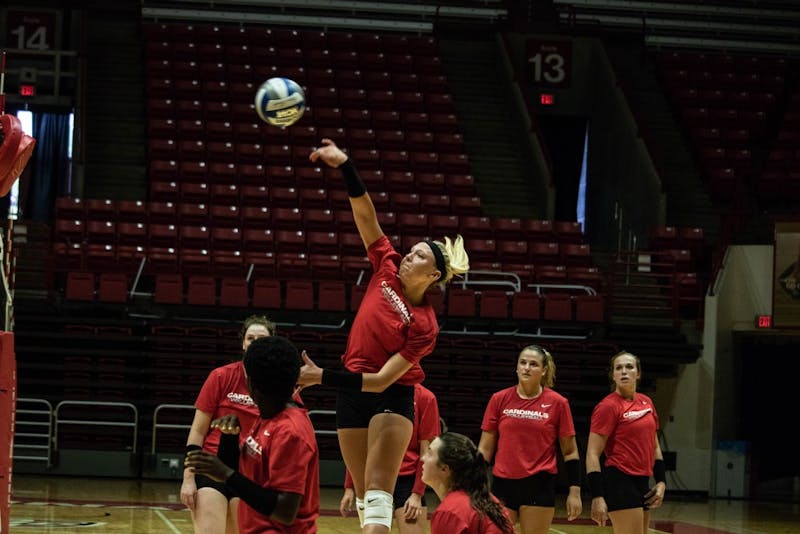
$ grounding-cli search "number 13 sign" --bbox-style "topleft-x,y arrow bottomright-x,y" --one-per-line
525,40 -> 572,88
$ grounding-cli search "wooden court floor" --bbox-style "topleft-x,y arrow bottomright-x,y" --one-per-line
8,474 -> 800,533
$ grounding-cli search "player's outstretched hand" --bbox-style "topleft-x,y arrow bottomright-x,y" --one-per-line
297,350 -> 323,390
309,138 -> 348,168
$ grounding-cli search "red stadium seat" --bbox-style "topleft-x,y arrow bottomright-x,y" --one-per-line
397,213 -> 428,235
304,208 -> 336,231
425,286 -> 445,316
65,272 -> 95,302
148,201 -> 178,224
543,293 -> 573,322
284,280 -> 314,311
154,273 -> 184,304
179,225 -> 211,250
243,228 -> 274,252
428,214 -> 459,236
446,288 -> 476,319
209,205 -> 241,228
513,292 -> 549,322
219,277 -> 250,308
117,222 -> 148,248
560,243 -> 592,267
186,275 -> 217,306
85,199 -> 116,221
479,289 -> 510,320
252,278 -> 281,309
212,226 -> 242,251
150,180 -> 180,203
464,238 -> 496,262
575,294 -> 605,323
318,281 -> 347,312
85,220 -> 116,246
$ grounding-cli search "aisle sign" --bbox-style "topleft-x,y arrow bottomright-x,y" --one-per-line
6,9 -> 58,51
525,39 -> 572,88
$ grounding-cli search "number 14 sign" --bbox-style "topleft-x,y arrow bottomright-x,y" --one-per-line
6,9 -> 58,51
526,40 -> 572,88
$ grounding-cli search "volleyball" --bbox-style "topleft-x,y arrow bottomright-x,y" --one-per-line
254,77 -> 306,127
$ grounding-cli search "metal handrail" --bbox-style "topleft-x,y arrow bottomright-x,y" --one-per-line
54,400 -> 139,453
14,398 -> 54,467
308,409 -> 337,436
458,269 -> 522,292
151,403 -> 195,454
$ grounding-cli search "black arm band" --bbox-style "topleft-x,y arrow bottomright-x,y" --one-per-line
217,432 -> 240,470
653,459 -> 666,484
340,159 -> 367,198
565,459 -> 581,488
184,444 -> 202,462
321,368 -> 363,390
587,471 -> 605,498
226,471 -> 278,517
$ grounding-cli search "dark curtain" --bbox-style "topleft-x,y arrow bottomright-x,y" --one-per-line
24,112 -> 71,222
537,115 -> 587,222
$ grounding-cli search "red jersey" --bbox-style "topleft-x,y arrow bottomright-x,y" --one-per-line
345,384 -> 441,495
342,235 -> 438,385
481,386 -> 575,479
431,490 -> 510,534
195,361 -> 259,454
590,391 -> 659,476
237,406 -> 319,534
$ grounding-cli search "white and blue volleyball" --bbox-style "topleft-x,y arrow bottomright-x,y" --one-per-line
254,77 -> 306,127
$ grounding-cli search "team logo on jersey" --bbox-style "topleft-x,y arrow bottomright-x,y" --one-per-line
380,280 -> 412,325
623,407 -> 652,420
244,435 -> 263,457
227,392 -> 254,406
503,408 -> 549,421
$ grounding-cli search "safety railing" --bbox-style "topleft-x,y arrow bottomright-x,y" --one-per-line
151,404 -> 195,454
54,400 -> 139,453
14,397 -> 54,467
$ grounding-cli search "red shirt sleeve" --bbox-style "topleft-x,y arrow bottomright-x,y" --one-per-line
590,394 -> 618,437
195,367 -> 223,415
367,235 -> 400,274
398,317 -> 437,366
481,390 -> 502,432
431,509 -> 469,534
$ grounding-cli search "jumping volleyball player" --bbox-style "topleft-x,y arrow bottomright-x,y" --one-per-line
297,139 -> 469,534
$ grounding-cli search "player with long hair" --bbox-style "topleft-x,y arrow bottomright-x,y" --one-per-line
298,139 -> 469,534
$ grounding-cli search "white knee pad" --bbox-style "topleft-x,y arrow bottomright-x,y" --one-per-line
356,497 -> 365,528
363,489 -> 393,529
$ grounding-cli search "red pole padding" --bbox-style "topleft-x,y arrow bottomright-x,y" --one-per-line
0,331 -> 17,534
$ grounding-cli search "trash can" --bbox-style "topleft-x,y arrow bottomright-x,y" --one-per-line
714,440 -> 749,498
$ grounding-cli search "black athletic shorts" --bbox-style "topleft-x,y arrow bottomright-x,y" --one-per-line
393,473 -> 427,510
491,471 -> 556,510
336,383 -> 415,428
196,473 -> 237,500
603,465 -> 651,512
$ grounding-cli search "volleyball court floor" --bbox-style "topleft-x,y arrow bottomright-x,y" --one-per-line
8,474 -> 799,533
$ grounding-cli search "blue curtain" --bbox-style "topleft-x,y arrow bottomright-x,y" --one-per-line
25,112 -> 71,222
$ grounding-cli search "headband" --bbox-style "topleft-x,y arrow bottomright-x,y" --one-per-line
425,239 -> 447,280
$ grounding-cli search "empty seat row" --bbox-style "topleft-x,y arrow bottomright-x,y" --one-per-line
143,24 -> 441,57
147,120 -> 461,152
146,99 -> 462,133
63,271 -> 605,325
